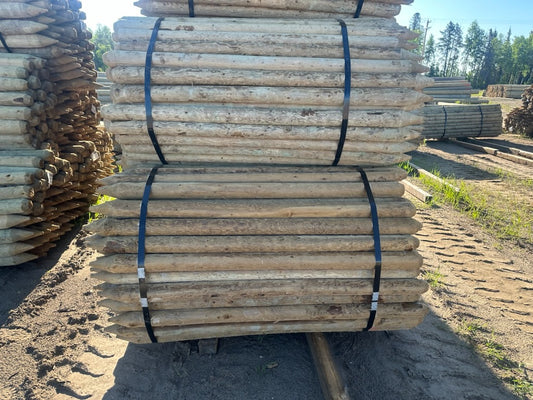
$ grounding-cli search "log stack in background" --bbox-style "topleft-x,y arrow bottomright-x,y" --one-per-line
86,166 -> 428,343
418,104 -> 502,139
102,16 -> 432,167
89,1 -> 431,343
504,85 -> 533,137
485,84 -> 530,99
135,0 -> 414,19
423,76 -> 484,104
96,71 -> 111,107
0,2 -> 114,266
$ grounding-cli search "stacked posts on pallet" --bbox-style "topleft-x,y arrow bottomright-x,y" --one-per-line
0,2 -> 114,266
134,0 -> 413,19
485,84 -> 530,99
418,104 -> 502,139
422,76 -> 484,104
86,166 -> 428,344
103,17 -> 432,168
505,85 -> 533,137
89,2 -> 430,342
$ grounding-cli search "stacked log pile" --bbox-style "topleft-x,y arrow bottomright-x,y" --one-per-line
134,0 -> 414,19
418,104 -> 502,139
504,85 -> 533,137
89,2 -> 430,343
485,84 -> 530,99
423,76 -> 483,104
102,17 -> 431,167
86,166 -> 428,343
96,71 -> 111,106
0,2 -> 114,266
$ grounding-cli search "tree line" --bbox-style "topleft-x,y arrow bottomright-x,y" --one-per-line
409,13 -> 533,89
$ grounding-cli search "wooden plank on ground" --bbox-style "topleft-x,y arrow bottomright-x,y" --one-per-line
402,179 -> 433,203
306,332 -> 350,400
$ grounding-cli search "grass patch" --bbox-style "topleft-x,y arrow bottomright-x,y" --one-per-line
422,268 -> 445,289
505,377 -> 533,399
86,194 -> 116,223
459,319 -> 488,338
458,319 -> 532,399
400,163 -> 532,247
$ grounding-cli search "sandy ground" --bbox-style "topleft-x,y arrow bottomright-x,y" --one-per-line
0,136 -> 532,400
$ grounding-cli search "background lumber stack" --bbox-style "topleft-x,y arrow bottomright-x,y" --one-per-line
418,104 -> 502,139
422,76 -> 484,104
89,1 -> 430,343
485,84 -> 530,99
0,2 -> 114,266
504,85 -> 533,137
86,166 -> 428,343
96,71 -> 111,106
134,0 -> 414,19
103,16 -> 432,167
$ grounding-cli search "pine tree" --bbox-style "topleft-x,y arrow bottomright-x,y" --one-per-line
409,13 -> 424,55
438,22 -> 463,77
478,29 -> 498,87
424,34 -> 437,75
463,21 -> 486,88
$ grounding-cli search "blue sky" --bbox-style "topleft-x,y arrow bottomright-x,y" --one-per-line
397,0 -> 533,39
84,0 -> 533,39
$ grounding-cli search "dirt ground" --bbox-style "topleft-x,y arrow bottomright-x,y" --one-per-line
0,135 -> 532,400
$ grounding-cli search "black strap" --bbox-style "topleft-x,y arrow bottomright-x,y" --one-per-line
145,17 -> 167,165
477,105 -> 484,137
354,0 -> 365,18
188,0 -> 195,17
0,32 -> 12,53
332,19 -> 352,166
357,167 -> 382,332
137,167 -> 160,343
441,106 -> 448,139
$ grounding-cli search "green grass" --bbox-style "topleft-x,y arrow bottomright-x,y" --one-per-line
86,194 -> 116,223
422,268 -> 445,289
458,320 -> 532,399
401,164 -> 532,247
505,377 -> 533,398
459,319 -> 487,337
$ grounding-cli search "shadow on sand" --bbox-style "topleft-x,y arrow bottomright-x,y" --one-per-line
101,310 -> 520,400
0,225 -> 83,325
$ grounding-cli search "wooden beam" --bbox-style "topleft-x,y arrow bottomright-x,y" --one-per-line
402,179 -> 433,203
307,333 -> 350,400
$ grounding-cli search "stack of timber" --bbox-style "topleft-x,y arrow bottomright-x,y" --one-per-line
134,0 -> 414,19
485,84 -> 530,99
0,2 -> 114,266
418,104 -> 502,139
423,76 -> 484,104
504,85 -> 533,137
86,165 -> 428,343
103,17 -> 432,167
96,71 -> 111,106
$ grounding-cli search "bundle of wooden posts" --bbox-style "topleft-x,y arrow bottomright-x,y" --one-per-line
134,0 -> 413,19
96,71 -> 111,107
423,76 -> 483,104
418,104 -> 502,139
0,2 -> 114,266
86,165 -> 428,343
485,84 -> 530,99
504,85 -> 533,137
102,17 -> 431,167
